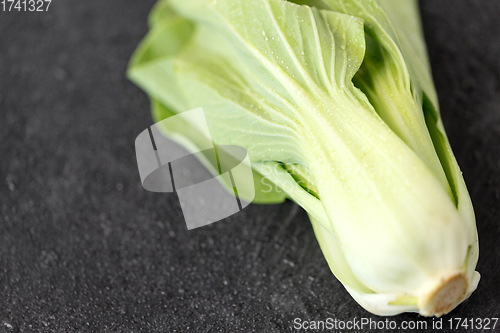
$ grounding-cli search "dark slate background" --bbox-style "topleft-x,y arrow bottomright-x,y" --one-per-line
1,1 -> 499,332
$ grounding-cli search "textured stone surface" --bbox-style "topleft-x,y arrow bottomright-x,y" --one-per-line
1,1 -> 499,331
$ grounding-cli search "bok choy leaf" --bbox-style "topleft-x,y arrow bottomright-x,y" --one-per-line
128,0 -> 479,316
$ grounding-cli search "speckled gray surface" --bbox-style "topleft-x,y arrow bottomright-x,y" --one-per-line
1,1 -> 499,332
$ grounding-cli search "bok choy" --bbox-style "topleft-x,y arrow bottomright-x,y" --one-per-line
128,0 -> 480,316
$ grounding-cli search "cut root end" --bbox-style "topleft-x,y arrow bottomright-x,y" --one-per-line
419,273 -> 468,317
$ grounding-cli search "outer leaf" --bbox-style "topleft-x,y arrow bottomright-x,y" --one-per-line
291,0 -> 479,295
